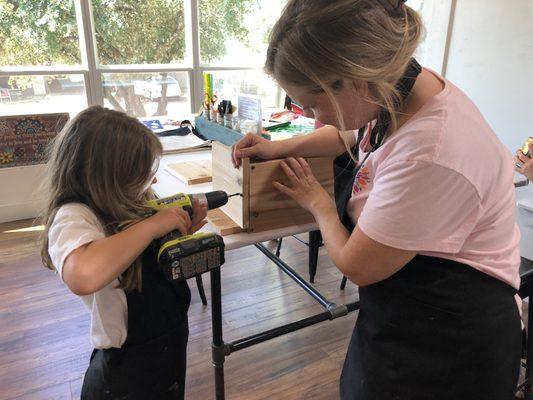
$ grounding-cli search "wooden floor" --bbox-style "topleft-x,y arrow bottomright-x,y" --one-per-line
0,219 -> 359,400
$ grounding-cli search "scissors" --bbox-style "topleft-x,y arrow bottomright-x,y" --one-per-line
204,93 -> 218,110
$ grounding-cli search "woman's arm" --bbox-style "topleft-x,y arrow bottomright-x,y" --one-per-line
274,125 -> 354,158
62,205 -> 207,296
274,158 -> 415,285
314,207 -> 415,286
232,125 -> 354,167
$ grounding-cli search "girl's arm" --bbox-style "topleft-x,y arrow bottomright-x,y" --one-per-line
232,125 -> 355,167
62,205 -> 207,296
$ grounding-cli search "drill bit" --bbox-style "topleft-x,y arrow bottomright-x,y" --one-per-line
228,193 -> 242,198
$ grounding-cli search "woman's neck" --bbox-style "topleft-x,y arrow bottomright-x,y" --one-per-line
397,68 -> 445,129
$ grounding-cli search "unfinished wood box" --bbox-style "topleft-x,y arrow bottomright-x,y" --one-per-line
211,142 -> 334,234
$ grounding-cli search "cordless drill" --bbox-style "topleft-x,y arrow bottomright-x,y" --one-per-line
147,191 -> 236,282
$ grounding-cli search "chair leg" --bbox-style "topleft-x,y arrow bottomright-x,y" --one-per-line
275,237 -> 283,257
196,275 -> 208,306
340,276 -> 348,290
308,230 -> 321,283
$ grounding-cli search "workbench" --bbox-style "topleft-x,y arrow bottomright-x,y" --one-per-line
153,149 -> 359,399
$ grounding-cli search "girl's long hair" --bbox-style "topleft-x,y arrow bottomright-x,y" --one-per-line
40,105 -> 162,292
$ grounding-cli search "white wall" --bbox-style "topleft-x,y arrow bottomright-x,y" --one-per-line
444,0 -> 533,259
0,165 -> 46,223
445,0 -> 533,152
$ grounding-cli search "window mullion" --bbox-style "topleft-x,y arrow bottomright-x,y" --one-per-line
185,0 -> 202,113
76,0 -> 103,107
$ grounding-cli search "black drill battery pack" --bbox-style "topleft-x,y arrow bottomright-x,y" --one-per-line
157,232 -> 225,282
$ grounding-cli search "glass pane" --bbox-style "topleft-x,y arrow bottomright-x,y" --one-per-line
0,74 -> 87,117
0,0 -> 81,66
206,70 -> 283,109
199,0 -> 286,67
92,0 -> 186,65
102,72 -> 191,118
407,0 -> 435,64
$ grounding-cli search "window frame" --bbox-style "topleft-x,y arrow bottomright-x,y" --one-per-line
0,0 -> 454,116
0,0 -> 265,116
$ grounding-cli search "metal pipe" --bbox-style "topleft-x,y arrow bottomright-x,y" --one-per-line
255,243 -> 333,309
229,302 -> 360,353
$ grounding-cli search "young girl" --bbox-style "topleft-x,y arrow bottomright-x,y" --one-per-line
40,106 -> 207,400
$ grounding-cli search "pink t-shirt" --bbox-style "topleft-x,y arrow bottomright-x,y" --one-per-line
346,71 -> 521,289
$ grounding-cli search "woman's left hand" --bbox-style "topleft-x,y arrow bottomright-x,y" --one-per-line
273,157 -> 335,215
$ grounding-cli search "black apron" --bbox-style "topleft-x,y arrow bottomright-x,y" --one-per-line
334,80 -> 521,400
81,241 -> 191,400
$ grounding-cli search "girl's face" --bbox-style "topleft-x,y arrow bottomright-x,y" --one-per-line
140,158 -> 160,195
282,80 -> 379,131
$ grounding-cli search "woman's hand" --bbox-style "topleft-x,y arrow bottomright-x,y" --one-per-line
232,133 -> 280,168
146,207 -> 193,238
273,157 -> 335,216
515,144 -> 533,180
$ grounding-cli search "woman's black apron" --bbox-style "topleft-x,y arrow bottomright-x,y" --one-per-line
334,116 -> 522,399
81,241 -> 191,400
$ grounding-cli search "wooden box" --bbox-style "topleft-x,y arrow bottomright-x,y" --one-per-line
210,142 -> 334,234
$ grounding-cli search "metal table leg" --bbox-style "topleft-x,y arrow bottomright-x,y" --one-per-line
210,267 -> 226,400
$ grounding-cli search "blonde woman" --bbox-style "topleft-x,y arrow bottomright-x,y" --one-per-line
233,0 -> 521,398
41,106 -> 207,399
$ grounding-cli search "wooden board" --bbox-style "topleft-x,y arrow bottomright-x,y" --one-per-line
248,157 -> 334,233
207,208 -> 243,236
165,160 -> 212,185
211,142 -> 249,229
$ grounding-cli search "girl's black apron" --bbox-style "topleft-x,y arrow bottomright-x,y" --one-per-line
81,242 -> 191,400
334,125 -> 522,400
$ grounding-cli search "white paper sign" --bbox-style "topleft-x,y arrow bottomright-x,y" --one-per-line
238,94 -> 262,123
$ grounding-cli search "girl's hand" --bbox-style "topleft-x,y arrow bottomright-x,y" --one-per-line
190,198 -> 208,234
232,133 -> 280,168
515,144 -> 533,180
273,157 -> 335,215
147,207 -> 192,239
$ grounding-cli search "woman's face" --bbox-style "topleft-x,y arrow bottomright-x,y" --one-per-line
282,80 -> 379,131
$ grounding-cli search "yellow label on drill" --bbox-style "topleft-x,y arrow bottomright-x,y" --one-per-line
147,193 -> 193,211
157,232 -> 214,261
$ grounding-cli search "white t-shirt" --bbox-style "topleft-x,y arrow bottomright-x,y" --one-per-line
48,203 -> 128,349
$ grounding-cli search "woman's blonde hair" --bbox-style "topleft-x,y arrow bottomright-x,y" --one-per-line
265,0 -> 424,149
40,105 -> 163,292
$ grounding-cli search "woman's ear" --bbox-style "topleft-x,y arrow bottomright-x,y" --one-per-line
351,80 -> 369,97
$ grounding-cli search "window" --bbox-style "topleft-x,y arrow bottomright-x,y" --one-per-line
92,1 -> 187,66
0,74 -> 87,117
0,0 -> 286,119
1,1 -> 452,119
0,0 -> 81,66
101,71 -> 190,117
199,0 -> 286,67
407,0 -> 454,73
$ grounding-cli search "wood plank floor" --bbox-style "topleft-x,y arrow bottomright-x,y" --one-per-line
0,219 -> 359,400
